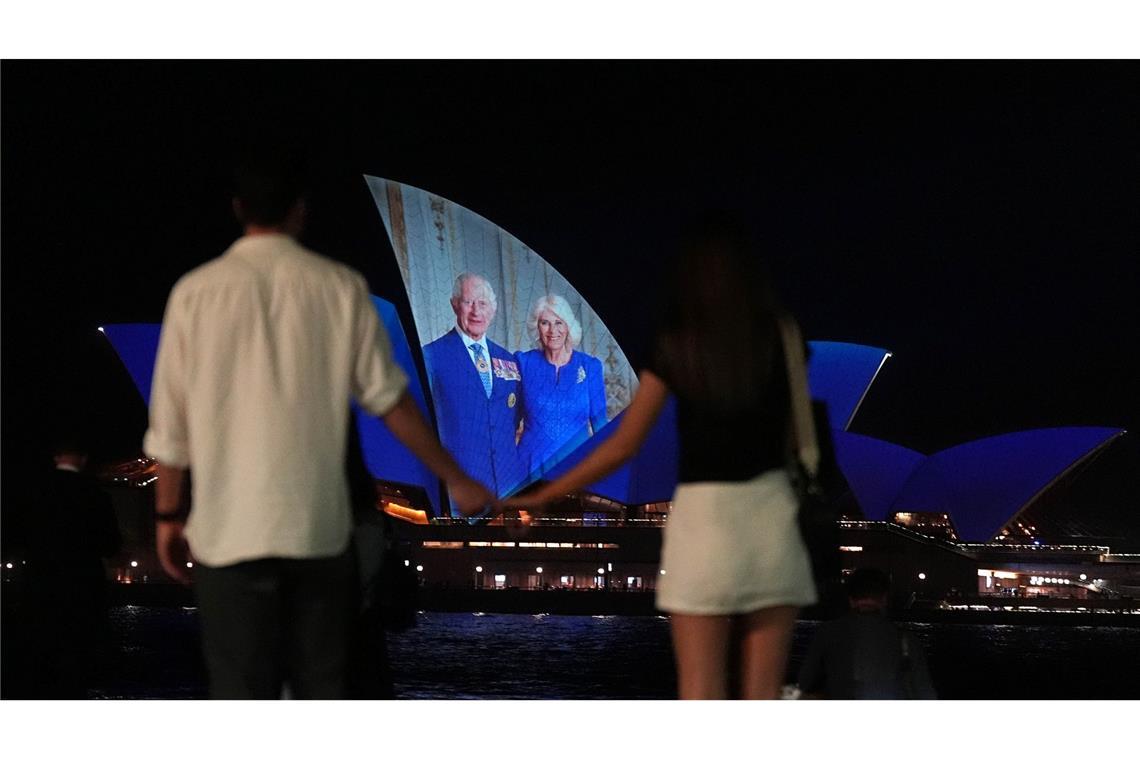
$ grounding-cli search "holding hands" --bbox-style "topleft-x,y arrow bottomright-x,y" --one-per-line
448,474 -> 497,517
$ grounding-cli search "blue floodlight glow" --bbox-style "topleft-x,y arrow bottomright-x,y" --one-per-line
890,427 -> 1125,542
831,431 -> 925,520
100,324 -> 162,405
543,396 -> 679,505
353,296 -> 441,514
806,342 -> 892,430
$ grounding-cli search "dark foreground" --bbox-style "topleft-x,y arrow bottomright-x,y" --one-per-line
7,605 -> 1136,699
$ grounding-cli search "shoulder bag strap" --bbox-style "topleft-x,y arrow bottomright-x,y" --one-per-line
777,315 -> 820,479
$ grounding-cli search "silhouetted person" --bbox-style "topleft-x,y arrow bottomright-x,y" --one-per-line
144,151 -> 491,699
345,414 -> 397,699
507,217 -> 817,698
798,567 -> 936,699
18,437 -> 121,698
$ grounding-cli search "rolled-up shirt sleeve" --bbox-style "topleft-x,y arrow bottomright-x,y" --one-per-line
143,288 -> 191,468
350,278 -> 408,416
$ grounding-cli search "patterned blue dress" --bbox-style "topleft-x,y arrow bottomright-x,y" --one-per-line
515,349 -> 608,480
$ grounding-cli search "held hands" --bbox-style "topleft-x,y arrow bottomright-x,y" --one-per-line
156,521 -> 193,585
446,474 -> 560,520
501,487 -> 556,515
448,474 -> 497,517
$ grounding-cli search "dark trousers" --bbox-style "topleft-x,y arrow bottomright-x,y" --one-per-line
194,549 -> 356,699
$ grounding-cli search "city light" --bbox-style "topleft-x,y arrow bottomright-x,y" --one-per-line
597,568 -> 605,574
4,563 -> 11,569
475,566 -> 483,573
917,572 -> 926,580
404,560 -> 410,567
186,562 -> 193,569
130,561 -> 139,568
535,567 -> 543,573
415,565 -> 424,572
1080,573 -> 1088,581
660,569 -> 666,575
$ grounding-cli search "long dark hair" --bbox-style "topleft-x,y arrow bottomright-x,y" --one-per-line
653,216 -> 783,412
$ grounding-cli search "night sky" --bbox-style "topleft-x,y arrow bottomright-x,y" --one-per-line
3,61 -> 1138,541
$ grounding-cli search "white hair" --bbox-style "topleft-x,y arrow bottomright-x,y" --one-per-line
528,294 -> 582,349
451,273 -> 497,310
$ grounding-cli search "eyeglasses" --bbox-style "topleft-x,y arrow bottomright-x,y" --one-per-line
459,299 -> 491,310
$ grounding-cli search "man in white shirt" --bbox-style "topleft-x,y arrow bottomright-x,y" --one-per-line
145,154 -> 491,698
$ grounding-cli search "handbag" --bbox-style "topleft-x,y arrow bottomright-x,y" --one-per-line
777,316 -> 846,614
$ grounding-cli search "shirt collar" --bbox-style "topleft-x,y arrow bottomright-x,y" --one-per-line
227,233 -> 301,259
457,329 -> 489,356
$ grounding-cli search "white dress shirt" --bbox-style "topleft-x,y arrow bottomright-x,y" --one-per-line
144,234 -> 408,566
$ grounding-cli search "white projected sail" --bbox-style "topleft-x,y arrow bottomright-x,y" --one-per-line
366,176 -> 636,499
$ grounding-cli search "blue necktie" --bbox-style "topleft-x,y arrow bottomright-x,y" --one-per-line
471,343 -> 492,398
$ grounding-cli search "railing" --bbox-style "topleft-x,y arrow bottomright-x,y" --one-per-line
957,542 -> 1111,553
432,516 -> 668,528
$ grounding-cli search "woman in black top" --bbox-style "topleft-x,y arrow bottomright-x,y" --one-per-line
508,219 -> 816,698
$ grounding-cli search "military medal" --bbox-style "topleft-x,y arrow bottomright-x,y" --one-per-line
577,365 -> 587,384
493,358 -> 521,381
507,392 -> 517,408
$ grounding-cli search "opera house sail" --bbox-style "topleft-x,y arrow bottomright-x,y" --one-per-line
93,177 -> 1136,615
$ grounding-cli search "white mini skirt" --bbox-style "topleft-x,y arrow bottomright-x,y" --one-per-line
656,468 -> 818,615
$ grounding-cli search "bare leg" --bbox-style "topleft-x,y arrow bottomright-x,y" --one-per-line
738,605 -> 799,699
670,613 -> 733,699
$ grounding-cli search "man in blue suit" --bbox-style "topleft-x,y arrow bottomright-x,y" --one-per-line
423,273 -> 526,508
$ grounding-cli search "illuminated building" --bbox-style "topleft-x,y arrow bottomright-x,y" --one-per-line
82,181 -> 1136,617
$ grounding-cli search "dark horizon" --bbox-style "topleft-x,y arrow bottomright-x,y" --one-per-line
3,61 -> 1138,541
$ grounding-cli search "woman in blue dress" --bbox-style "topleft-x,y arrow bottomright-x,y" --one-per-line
515,294 -> 608,480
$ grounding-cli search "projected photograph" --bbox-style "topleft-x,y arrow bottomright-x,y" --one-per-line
367,177 -> 636,504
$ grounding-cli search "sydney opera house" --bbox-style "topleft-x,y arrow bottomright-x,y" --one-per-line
88,178 -> 1139,616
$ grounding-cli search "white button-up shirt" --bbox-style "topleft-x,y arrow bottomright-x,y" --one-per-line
144,234 -> 408,566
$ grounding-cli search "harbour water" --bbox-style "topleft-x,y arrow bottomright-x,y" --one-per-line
83,607 -> 1140,699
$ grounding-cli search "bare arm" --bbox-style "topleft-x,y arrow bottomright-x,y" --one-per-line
509,370 -> 670,507
155,463 -> 193,584
381,391 -> 494,515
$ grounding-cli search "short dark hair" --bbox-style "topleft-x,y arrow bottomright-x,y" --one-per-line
845,567 -> 891,600
232,150 -> 307,226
